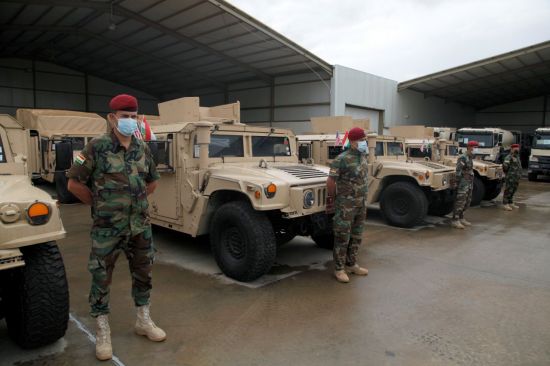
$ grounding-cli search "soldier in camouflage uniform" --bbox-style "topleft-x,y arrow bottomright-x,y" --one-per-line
326,127 -> 369,283
502,143 -> 522,211
67,94 -> 165,361
451,140 -> 478,229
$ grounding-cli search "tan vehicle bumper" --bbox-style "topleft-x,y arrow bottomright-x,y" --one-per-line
0,248 -> 25,270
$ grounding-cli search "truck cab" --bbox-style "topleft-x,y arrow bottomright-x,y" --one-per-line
528,127 -> 550,181
456,127 -> 514,163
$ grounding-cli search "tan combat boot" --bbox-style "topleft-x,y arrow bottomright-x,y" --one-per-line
95,315 -> 112,361
460,219 -> 472,226
135,305 -> 167,342
345,264 -> 369,276
451,220 -> 465,229
511,203 -> 520,209
503,204 -> 513,211
334,270 -> 350,283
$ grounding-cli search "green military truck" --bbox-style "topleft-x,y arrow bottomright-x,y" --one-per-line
0,115 -> 69,349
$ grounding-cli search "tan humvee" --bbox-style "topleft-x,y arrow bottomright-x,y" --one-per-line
16,109 -> 106,203
0,115 -> 69,349
296,118 -> 456,228
148,98 -> 333,282
391,126 -> 504,206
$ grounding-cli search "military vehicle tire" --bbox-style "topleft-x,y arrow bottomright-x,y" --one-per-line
210,201 -> 276,282
54,172 -> 78,204
380,181 -> 428,228
311,233 -> 334,249
428,200 -> 454,216
484,180 -> 502,200
470,176 -> 485,206
528,172 -> 538,182
4,242 -> 69,349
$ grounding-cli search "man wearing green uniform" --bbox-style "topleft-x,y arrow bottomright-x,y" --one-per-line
67,94 -> 165,361
326,127 -> 369,283
451,140 -> 478,229
502,143 -> 522,211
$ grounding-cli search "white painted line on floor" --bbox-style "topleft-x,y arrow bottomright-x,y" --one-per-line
69,313 -> 126,366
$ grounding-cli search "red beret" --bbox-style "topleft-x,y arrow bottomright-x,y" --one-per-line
109,94 -> 138,112
511,144 -> 520,148
348,127 -> 366,141
467,140 -> 479,147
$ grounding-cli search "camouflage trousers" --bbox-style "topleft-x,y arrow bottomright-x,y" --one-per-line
332,197 -> 366,271
452,180 -> 473,219
503,178 -> 520,204
88,226 -> 155,317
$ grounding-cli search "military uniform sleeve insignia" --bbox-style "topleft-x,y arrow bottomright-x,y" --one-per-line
74,153 -> 86,165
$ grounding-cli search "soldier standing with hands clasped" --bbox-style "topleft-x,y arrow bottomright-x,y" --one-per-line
326,127 -> 369,283
502,143 -> 522,211
67,94 -> 165,361
451,140 -> 478,229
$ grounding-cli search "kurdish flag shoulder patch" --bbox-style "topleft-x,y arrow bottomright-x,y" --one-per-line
74,153 -> 86,165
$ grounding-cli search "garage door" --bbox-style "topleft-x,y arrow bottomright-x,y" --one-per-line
344,105 -> 382,133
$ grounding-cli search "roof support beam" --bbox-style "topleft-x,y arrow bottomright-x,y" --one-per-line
0,24 -> 227,90
2,0 -> 274,84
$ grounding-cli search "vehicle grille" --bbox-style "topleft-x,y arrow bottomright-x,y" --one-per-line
536,156 -> 550,164
316,187 -> 327,206
417,161 -> 447,170
275,166 -> 328,179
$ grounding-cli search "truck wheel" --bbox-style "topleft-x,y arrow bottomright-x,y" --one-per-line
483,180 -> 502,200
4,242 -> 69,349
311,233 -> 334,250
528,172 -> 538,182
470,176 -> 485,206
54,172 -> 78,204
210,201 -> 276,282
380,181 -> 428,228
428,200 -> 454,216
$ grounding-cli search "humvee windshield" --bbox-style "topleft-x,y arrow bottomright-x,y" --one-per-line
387,142 -> 405,156
533,134 -> 550,149
408,146 -> 431,158
457,132 -> 494,148
0,134 -> 6,163
252,136 -> 291,157
66,137 -> 85,151
209,135 -> 244,157
375,142 -> 383,156
447,145 -> 459,156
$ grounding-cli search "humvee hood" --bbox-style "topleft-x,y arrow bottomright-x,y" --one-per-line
208,162 -> 329,186
0,175 -> 52,202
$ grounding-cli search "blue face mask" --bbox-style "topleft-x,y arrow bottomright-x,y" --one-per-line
357,140 -> 368,153
116,118 -> 137,136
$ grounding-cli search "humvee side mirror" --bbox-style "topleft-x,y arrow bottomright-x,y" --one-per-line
55,141 -> 73,171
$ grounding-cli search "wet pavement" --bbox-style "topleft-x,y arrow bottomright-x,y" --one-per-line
1,179 -> 550,366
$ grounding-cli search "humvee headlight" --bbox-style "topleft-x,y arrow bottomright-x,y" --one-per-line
303,190 -> 315,209
26,202 -> 51,225
425,171 -> 430,179
530,156 -> 538,162
264,183 -> 277,198
443,178 -> 448,186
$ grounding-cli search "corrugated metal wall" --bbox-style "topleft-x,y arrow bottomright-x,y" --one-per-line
475,96 -> 549,133
0,58 -> 159,117
331,65 -> 477,132
189,72 -> 331,134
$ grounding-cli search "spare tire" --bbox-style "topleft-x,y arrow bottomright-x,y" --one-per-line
4,242 -> 69,349
380,181 -> 428,228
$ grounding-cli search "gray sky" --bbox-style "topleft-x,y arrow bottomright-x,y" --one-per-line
227,0 -> 550,81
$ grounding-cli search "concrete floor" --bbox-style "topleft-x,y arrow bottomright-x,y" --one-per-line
2,179 -> 550,366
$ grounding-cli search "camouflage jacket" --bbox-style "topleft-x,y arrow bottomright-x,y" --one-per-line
329,148 -> 368,198
503,153 -> 522,180
455,153 -> 474,182
67,132 -> 160,236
